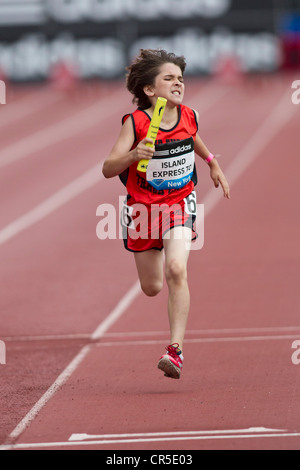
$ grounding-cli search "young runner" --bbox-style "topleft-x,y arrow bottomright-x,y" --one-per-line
102,49 -> 230,379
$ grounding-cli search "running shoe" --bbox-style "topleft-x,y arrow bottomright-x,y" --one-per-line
158,343 -> 184,379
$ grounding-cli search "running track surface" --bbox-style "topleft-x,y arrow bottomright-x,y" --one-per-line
0,73 -> 300,450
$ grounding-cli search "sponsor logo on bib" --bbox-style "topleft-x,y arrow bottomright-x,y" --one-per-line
146,137 -> 195,190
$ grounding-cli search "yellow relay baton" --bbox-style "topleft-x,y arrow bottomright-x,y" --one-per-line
137,97 -> 167,173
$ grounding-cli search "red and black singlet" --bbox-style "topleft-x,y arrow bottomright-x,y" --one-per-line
120,104 -> 198,206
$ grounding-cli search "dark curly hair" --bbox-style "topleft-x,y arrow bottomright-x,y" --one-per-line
126,49 -> 186,109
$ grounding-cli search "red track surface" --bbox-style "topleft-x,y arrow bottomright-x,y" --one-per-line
0,73 -> 300,451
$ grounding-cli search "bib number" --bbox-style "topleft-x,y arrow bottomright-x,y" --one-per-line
184,191 -> 197,216
121,203 -> 135,229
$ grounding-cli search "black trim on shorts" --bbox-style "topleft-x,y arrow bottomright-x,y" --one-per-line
122,237 -> 164,253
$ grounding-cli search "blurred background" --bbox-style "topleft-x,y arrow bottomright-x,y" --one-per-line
0,0 -> 299,84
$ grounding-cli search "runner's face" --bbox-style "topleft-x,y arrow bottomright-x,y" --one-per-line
152,63 -> 185,106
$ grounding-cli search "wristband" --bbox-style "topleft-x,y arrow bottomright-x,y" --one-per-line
205,153 -> 215,164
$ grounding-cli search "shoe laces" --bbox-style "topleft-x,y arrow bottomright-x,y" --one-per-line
166,343 -> 181,358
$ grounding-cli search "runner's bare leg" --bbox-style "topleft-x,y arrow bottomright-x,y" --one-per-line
163,227 -> 192,351
134,249 -> 164,297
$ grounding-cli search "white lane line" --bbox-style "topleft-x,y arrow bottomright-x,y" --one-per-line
69,427 -> 285,442
2,334 -> 91,342
3,287 -> 142,442
0,164 -> 101,245
2,430 -> 300,450
190,82 -> 231,113
91,280 -> 141,340
201,86 -> 298,214
103,326 -> 300,338
94,334 -> 300,348
0,87 -> 126,169
0,88 -> 65,129
4,326 -> 300,343
5,333 -> 300,350
4,332 -> 297,443
3,83 -> 296,447
4,282 -> 141,444
7,344 -> 92,444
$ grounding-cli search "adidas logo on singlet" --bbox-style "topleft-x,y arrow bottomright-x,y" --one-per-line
170,144 -> 192,155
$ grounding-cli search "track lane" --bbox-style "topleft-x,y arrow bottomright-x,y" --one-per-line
1,75 -> 299,449
5,337 -> 299,450
0,78 -> 238,444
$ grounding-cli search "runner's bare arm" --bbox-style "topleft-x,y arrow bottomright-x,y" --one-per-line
102,118 -> 154,179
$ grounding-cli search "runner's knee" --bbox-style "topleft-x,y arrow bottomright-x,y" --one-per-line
140,280 -> 163,297
165,259 -> 187,285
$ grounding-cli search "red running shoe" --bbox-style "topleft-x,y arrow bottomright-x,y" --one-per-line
158,343 -> 184,379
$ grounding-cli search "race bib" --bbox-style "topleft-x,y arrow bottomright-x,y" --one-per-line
146,137 -> 195,191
